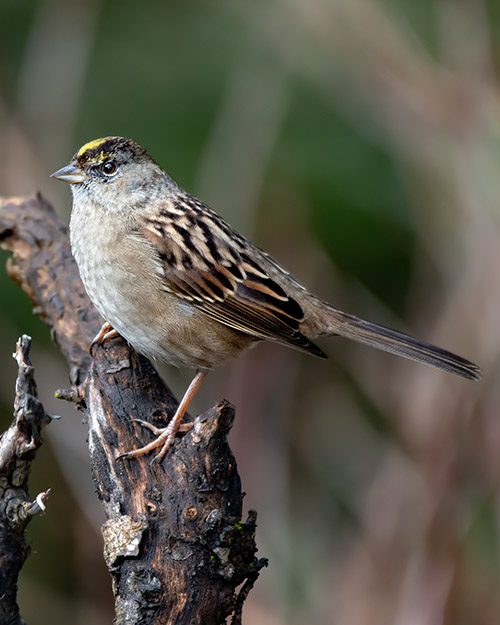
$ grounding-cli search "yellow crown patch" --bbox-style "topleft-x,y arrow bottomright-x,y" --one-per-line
77,136 -> 117,158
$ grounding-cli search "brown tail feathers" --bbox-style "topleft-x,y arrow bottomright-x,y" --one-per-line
315,305 -> 482,381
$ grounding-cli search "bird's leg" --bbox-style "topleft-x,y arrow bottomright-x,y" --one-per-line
133,420 -> 193,435
91,321 -> 120,347
118,369 -> 208,464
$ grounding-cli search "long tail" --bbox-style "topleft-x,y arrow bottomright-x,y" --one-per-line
316,306 -> 482,381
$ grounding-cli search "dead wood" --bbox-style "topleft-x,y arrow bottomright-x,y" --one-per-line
0,194 -> 266,625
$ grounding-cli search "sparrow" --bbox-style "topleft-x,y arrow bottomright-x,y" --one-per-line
51,136 -> 482,462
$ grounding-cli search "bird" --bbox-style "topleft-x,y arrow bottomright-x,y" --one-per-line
51,136 -> 482,462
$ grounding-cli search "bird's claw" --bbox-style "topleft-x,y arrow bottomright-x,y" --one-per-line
90,322 -> 120,355
116,450 -> 131,461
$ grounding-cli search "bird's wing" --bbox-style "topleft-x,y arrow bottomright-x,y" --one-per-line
135,200 -> 326,358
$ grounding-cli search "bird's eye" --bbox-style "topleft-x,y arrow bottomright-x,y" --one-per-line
102,161 -> 117,176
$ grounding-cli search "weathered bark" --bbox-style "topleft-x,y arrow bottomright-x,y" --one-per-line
0,335 -> 52,625
0,194 -> 266,625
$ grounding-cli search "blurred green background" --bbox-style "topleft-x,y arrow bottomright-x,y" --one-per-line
0,1 -> 499,623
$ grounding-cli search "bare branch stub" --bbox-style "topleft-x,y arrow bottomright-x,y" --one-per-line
0,194 -> 266,624
0,335 -> 53,625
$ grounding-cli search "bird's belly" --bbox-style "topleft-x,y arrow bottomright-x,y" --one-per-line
80,257 -> 256,370
70,206 -> 257,369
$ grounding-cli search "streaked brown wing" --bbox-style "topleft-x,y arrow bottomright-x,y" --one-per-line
137,210 -> 326,358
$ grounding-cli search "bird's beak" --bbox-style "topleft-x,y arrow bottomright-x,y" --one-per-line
50,160 -> 86,184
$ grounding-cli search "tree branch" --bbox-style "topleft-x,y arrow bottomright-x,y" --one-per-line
0,335 -> 52,625
0,194 -> 266,624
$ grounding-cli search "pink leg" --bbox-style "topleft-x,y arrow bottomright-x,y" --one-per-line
119,370 -> 208,463
91,322 -> 120,346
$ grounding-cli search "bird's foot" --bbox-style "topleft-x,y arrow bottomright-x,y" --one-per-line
117,418 -> 194,464
117,369 -> 208,465
90,322 -> 120,354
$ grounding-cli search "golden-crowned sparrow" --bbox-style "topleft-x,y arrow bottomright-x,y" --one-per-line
51,136 -> 482,462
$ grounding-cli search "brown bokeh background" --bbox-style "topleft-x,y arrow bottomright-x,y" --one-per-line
1,1 -> 499,623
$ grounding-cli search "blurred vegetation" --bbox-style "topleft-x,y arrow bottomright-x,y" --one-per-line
0,1 -> 499,624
